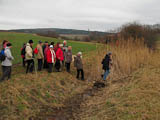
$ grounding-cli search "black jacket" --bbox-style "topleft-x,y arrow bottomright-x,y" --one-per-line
102,55 -> 111,70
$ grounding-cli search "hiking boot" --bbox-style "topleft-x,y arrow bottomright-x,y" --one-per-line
81,78 -> 85,81
101,74 -> 104,78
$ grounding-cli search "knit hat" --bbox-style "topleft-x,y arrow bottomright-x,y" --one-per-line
50,45 -> 54,48
51,42 -> 54,45
39,40 -> 42,43
29,40 -> 33,44
107,51 -> 112,55
7,43 -> 12,47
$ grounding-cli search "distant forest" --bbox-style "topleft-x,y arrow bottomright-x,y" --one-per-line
7,28 -> 107,35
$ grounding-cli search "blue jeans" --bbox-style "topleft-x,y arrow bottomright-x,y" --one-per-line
103,69 -> 110,80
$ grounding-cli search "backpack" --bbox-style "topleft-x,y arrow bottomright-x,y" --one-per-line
21,47 -> 26,56
0,49 -> 6,62
34,48 -> 38,54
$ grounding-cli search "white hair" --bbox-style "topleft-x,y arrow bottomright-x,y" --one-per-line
63,40 -> 67,44
59,44 -> 63,47
77,52 -> 82,55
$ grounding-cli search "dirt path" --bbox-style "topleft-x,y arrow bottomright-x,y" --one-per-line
36,75 -> 131,120
33,81 -> 106,120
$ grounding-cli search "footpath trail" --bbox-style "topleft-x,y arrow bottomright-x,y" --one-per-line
41,82 -> 106,120
39,75 -> 132,120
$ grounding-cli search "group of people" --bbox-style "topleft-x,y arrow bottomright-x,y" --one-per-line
0,39 -> 112,82
0,39 -> 85,81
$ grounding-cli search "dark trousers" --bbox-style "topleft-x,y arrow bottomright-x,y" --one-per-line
1,66 -> 12,81
48,63 -> 53,73
55,59 -> 61,71
76,69 -> 84,80
66,63 -> 71,72
26,59 -> 34,73
62,60 -> 65,67
22,57 -> 26,67
38,59 -> 43,71
43,59 -> 48,69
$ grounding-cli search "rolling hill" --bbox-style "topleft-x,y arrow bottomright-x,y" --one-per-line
4,28 -> 108,35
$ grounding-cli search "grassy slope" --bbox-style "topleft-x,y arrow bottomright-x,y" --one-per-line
0,32 -> 96,64
0,65 -> 88,120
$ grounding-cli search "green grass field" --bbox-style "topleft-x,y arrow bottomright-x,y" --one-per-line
0,32 -> 97,64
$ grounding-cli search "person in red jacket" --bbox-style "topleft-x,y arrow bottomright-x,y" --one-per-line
54,42 -> 60,53
55,44 -> 64,72
46,45 -> 56,73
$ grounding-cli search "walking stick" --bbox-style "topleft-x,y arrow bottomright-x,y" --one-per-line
34,58 -> 38,78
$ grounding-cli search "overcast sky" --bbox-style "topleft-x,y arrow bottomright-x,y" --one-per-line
0,0 -> 160,31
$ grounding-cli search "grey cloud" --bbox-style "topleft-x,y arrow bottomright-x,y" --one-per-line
0,0 -> 160,31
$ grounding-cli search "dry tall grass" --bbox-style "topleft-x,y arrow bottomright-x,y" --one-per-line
84,37 -> 152,83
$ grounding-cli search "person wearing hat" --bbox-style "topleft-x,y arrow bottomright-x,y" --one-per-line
46,45 -> 56,73
25,40 -> 34,73
101,52 -> 112,81
42,41 -> 49,69
74,52 -> 84,80
1,43 -> 14,81
55,44 -> 64,72
36,41 -> 44,71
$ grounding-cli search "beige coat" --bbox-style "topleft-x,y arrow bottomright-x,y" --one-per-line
25,43 -> 33,60
37,44 -> 44,59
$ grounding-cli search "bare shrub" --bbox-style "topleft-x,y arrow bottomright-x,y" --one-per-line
120,23 -> 159,49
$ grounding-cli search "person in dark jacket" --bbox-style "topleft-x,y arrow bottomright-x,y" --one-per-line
1,43 -> 14,81
21,43 -> 26,67
102,52 -> 112,81
43,41 -> 49,69
74,52 -> 84,80
65,46 -> 72,72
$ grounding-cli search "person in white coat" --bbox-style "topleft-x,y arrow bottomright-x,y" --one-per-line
25,40 -> 34,73
1,43 -> 14,81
